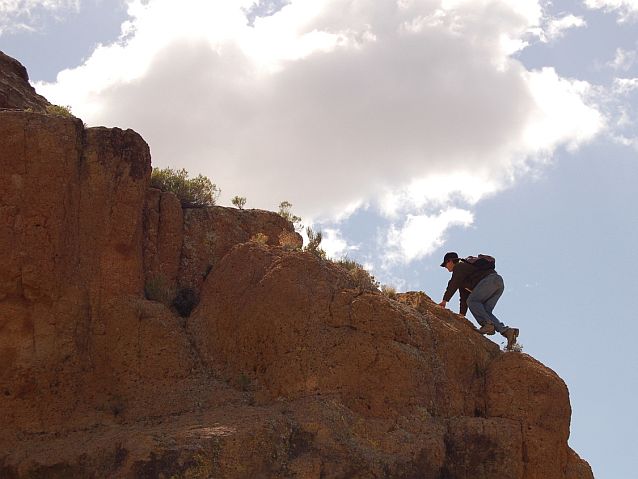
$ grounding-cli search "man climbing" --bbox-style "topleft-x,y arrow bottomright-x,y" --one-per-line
437,252 -> 519,350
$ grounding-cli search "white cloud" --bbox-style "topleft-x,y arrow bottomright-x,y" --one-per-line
0,0 -> 79,34
606,77 -> 638,148
612,134 -> 638,149
379,171 -> 501,219
584,0 -> 638,22
608,47 -> 637,71
320,228 -> 359,259
384,208 -> 474,264
0,0 -> 77,15
613,76 -> 638,93
36,0 -> 604,264
543,14 -> 586,42
522,67 -> 603,153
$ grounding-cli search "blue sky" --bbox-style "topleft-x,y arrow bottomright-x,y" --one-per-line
2,1 -> 637,477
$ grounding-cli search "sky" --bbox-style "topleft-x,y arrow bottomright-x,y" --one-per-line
1,0 -> 637,477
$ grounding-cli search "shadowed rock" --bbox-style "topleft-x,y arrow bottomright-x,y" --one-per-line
0,51 -> 49,112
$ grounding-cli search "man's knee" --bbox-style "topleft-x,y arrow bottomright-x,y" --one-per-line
467,297 -> 481,312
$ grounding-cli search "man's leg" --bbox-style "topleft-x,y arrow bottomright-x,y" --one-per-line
471,274 -> 519,349
482,275 -> 507,334
467,277 -> 496,327
467,274 -> 507,333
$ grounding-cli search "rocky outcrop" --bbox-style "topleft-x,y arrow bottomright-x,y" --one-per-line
143,194 -> 301,296
187,243 -> 593,478
0,53 -> 594,478
0,111 -> 157,433
0,109 -> 289,428
0,51 -> 49,112
143,188 -> 184,292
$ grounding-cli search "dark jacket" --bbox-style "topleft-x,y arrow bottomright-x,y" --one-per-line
443,261 -> 497,315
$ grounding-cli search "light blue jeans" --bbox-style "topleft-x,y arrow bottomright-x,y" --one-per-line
467,273 -> 508,334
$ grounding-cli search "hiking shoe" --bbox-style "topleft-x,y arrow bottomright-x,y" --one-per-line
478,323 -> 496,335
504,328 -> 519,351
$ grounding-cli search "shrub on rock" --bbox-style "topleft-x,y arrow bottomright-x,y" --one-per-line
151,167 -> 220,208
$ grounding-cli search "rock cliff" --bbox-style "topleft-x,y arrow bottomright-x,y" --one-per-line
0,52 -> 49,112
0,52 -> 594,478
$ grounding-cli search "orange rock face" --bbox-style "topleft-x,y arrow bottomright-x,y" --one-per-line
187,243 -> 594,478
176,206 -> 302,290
143,188 -> 184,293
0,54 -> 594,478
0,112 -> 153,433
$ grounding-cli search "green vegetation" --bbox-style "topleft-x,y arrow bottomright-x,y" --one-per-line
381,284 -> 397,299
231,196 -> 247,209
335,257 -> 360,271
304,226 -> 326,259
277,201 -> 303,230
151,167 -> 220,208
46,104 -> 74,117
336,257 -> 380,292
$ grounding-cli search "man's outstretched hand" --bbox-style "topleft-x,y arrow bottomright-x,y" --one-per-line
438,300 -> 447,308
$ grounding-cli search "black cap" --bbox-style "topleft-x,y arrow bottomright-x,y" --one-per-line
440,252 -> 459,267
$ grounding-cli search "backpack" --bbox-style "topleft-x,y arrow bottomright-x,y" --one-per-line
462,254 -> 495,270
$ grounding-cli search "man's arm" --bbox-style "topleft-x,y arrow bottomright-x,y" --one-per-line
439,276 -> 459,307
459,288 -> 469,316
442,267 -> 464,303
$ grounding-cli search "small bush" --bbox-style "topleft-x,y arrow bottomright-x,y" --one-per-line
349,266 -> 380,292
151,167 -> 220,208
278,201 -> 303,230
335,257 -> 361,271
304,226 -> 326,259
172,287 -> 199,317
144,275 -> 174,305
336,257 -> 380,292
278,231 -> 301,251
46,104 -> 74,117
250,232 -> 269,244
381,284 -> 397,299
232,196 -> 247,209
